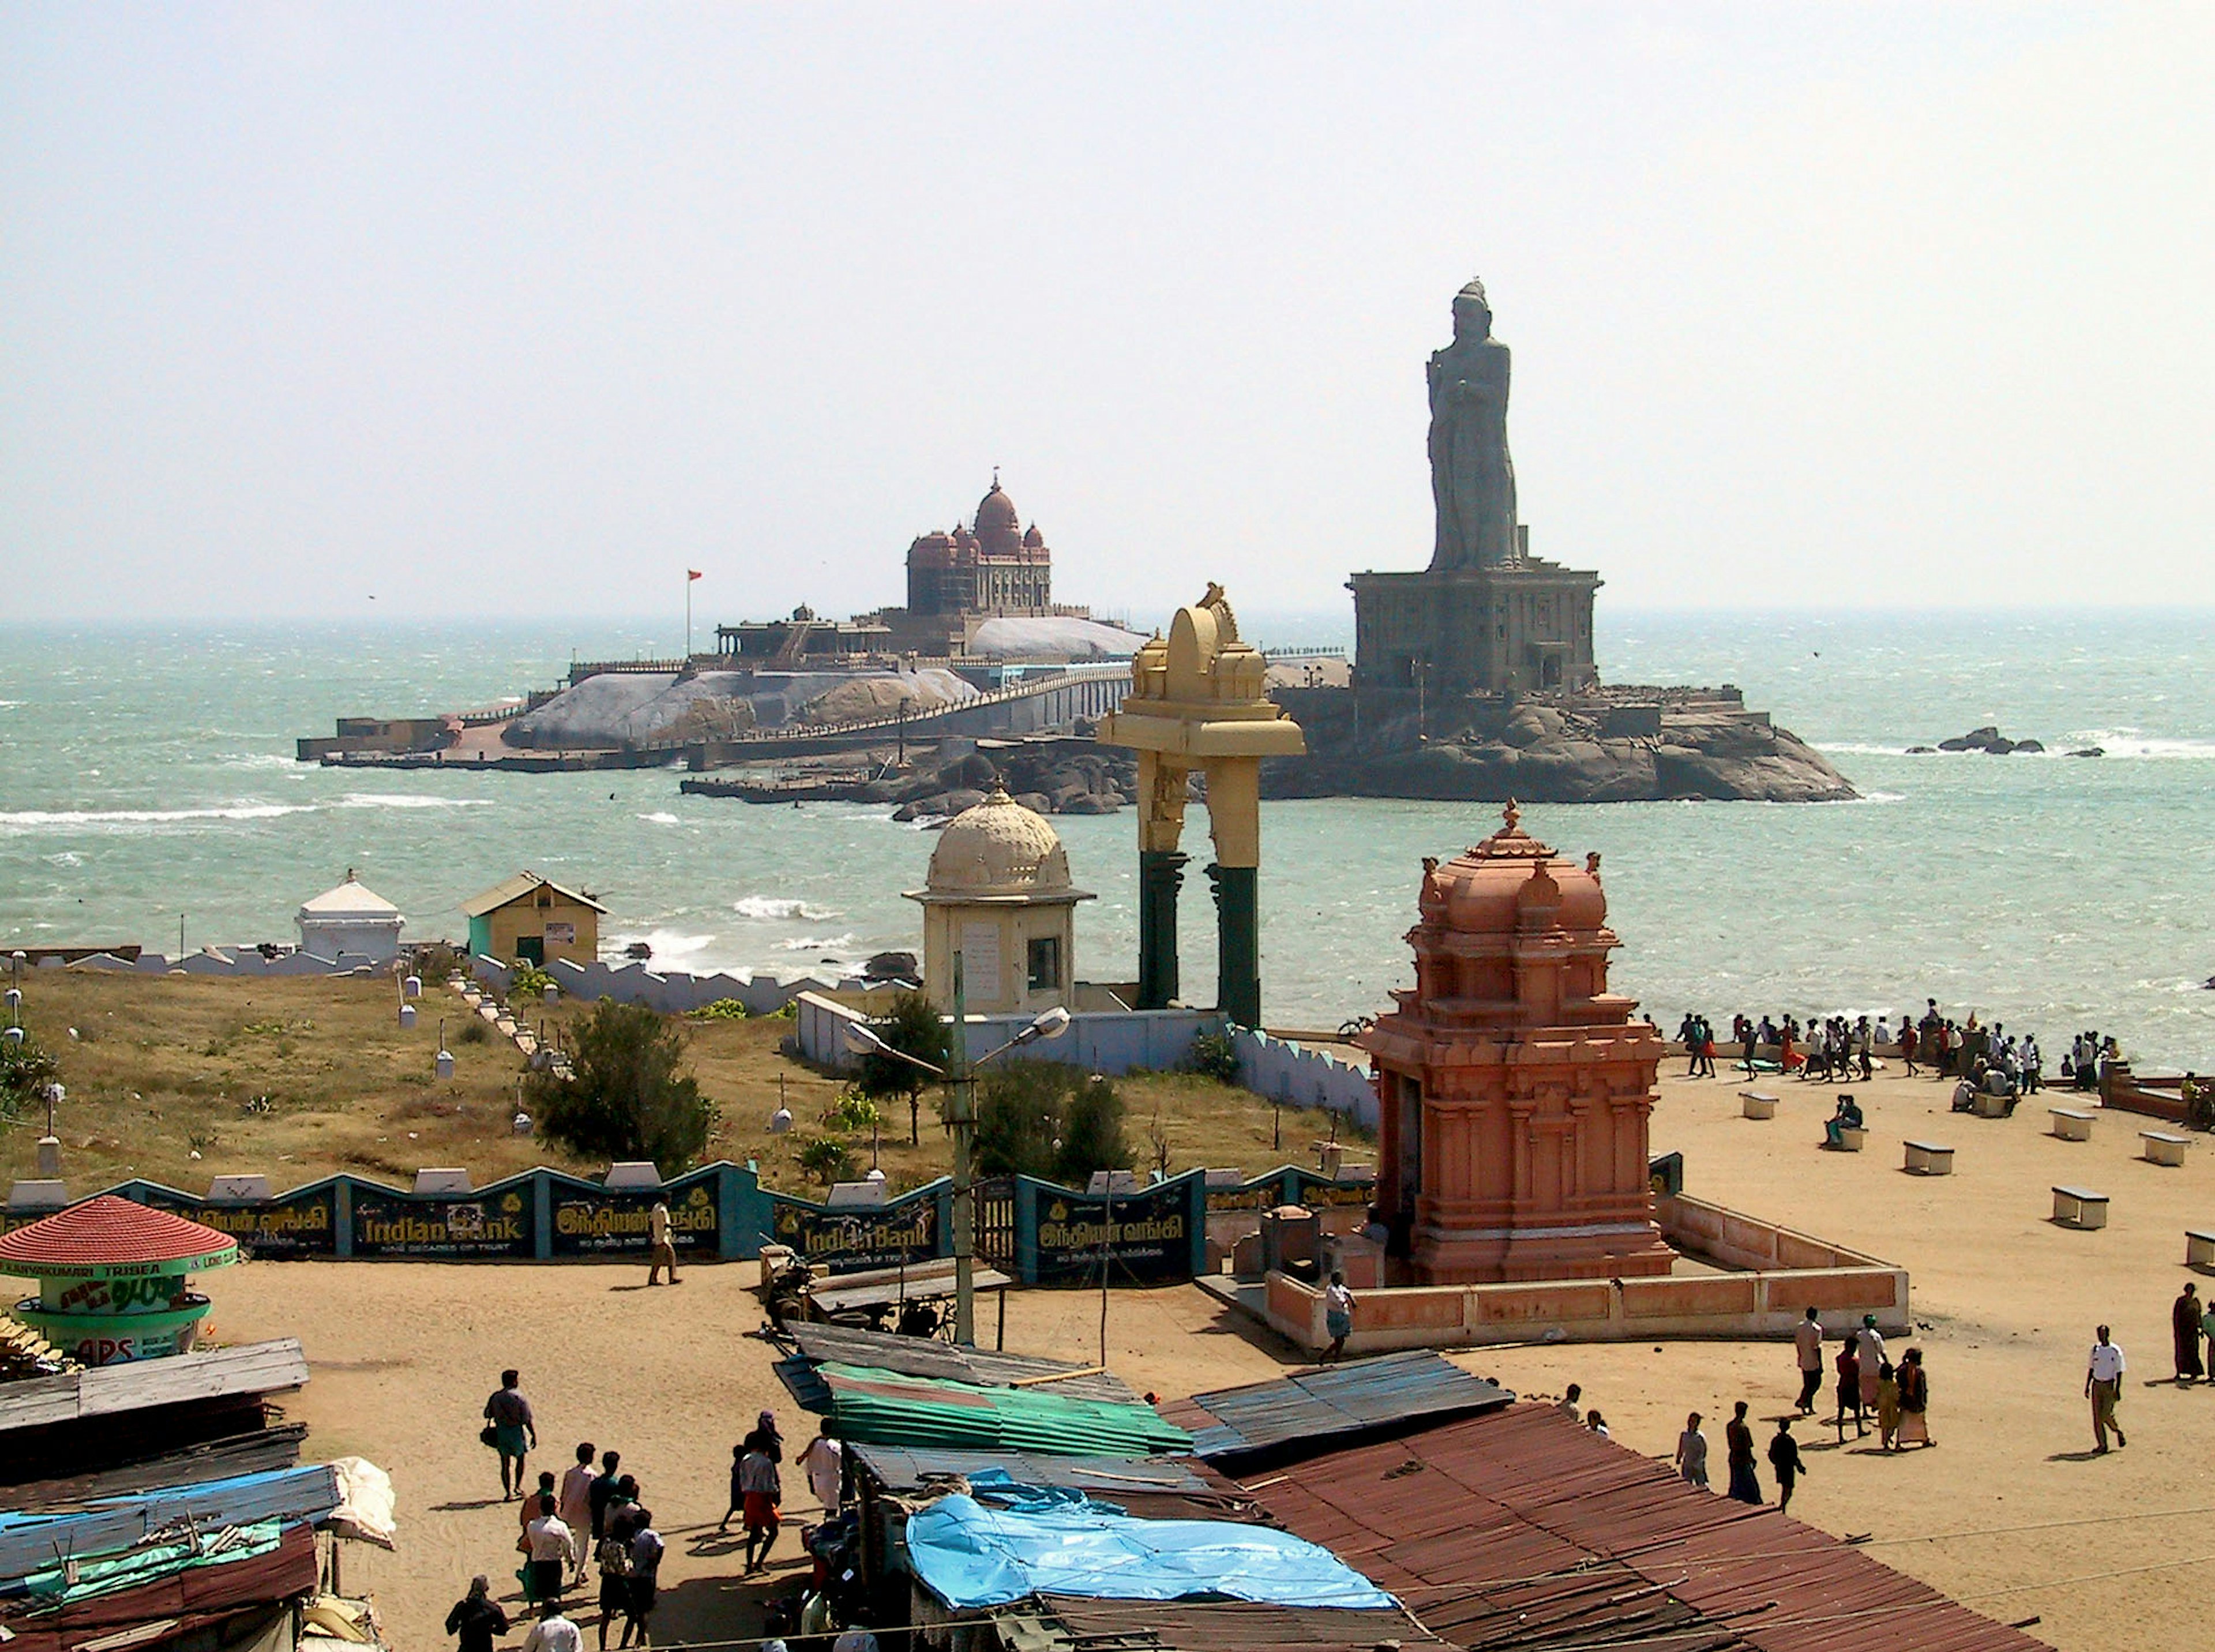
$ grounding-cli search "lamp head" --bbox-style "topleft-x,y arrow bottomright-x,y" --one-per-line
1028,1006 -> 1072,1041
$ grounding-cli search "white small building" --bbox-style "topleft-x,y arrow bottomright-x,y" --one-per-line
904,787 -> 1092,1016
297,870 -> 404,964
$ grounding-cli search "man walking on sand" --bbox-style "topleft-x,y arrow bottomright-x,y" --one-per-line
1322,1271 -> 1356,1362
560,1444 -> 596,1587
522,1602 -> 581,1652
1767,1417 -> 1807,1512
1855,1315 -> 1886,1416
485,1369 -> 538,1500
646,1201 -> 679,1286
1793,1307 -> 1824,1413
2087,1326 -> 2127,1452
2173,1283 -> 2204,1383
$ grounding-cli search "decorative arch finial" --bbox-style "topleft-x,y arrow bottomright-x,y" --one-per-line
1501,799 -> 1521,835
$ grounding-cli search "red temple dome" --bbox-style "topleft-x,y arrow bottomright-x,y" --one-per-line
0,1194 -> 238,1278
1421,801 -> 1608,937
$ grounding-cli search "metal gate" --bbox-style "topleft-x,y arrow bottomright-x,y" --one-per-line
973,1176 -> 1016,1267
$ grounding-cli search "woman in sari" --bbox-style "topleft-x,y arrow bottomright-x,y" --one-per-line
1895,1347 -> 1932,1447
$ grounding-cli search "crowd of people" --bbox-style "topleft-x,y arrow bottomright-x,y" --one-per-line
458,1370 -> 877,1652
1670,1004 -> 2138,1110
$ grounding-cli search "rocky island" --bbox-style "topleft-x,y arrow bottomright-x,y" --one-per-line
1264,277 -> 1855,805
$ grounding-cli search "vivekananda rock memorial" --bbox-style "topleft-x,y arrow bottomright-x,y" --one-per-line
1268,277 -> 1856,805
1358,805 -> 1676,1285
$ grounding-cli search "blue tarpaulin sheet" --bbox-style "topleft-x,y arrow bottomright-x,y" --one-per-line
903,1490 -> 1397,1611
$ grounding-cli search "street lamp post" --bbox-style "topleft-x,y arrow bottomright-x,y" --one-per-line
843,957 -> 1070,1346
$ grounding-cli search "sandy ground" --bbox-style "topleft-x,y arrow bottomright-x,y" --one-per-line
187,1061 -> 2214,1652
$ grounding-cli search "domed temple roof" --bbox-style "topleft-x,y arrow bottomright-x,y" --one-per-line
911,788 -> 1093,905
1417,801 -> 1609,938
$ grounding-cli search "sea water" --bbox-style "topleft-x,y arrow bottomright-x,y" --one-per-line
1,611 -> 2209,1066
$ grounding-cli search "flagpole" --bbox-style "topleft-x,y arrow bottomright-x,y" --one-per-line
685,572 -> 691,663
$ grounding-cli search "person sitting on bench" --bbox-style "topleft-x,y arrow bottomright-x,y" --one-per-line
1824,1093 -> 1865,1148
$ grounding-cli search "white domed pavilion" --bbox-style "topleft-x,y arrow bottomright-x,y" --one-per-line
904,788 -> 1093,1014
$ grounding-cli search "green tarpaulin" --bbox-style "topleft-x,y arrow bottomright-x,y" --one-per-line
816,1362 -> 1190,1457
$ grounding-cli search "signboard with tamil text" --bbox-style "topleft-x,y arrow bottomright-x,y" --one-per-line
348,1178 -> 536,1259
769,1180 -> 944,1275
549,1173 -> 719,1257
134,1179 -> 340,1260
1029,1173 -> 1199,1286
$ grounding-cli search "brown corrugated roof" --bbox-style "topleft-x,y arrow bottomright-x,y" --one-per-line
1018,1594 -> 1451,1650
1241,1403 -> 2046,1652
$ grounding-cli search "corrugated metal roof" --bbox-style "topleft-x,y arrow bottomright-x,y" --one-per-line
811,1362 -> 1190,1458
0,1464 -> 341,1580
851,1444 -> 1220,1497
1244,1403 -> 2047,1652
849,1445 -> 1259,1523
788,1324 -> 1142,1405
1015,1594 -> 1452,1650
1171,1350 -> 1511,1468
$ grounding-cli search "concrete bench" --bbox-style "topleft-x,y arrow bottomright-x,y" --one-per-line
2048,1107 -> 2094,1142
2141,1130 -> 2190,1167
1741,1091 -> 1778,1120
1904,1140 -> 1954,1176
2053,1185 -> 2109,1229
2186,1229 -> 2215,1269
1835,1125 -> 1867,1152
1970,1091 -> 2012,1119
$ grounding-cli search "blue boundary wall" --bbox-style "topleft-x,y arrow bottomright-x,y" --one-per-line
7,1162 -> 1373,1280
9,1162 -> 778,1263
764,1178 -> 953,1275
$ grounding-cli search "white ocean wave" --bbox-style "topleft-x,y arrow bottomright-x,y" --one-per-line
336,793 -> 495,809
610,929 -> 718,963
43,851 -> 82,866
1814,742 -> 1912,756
637,812 -> 681,825
1845,790 -> 1907,805
2055,732 -> 2215,760
0,802 -> 314,828
778,932 -> 858,952
734,896 -> 840,921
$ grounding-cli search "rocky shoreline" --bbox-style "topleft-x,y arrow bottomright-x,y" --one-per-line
1265,687 -> 1857,804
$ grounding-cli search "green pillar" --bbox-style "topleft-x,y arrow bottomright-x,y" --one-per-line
1136,850 -> 1187,1010
1208,862 -> 1260,1030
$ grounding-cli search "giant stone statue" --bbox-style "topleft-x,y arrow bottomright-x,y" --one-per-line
1428,277 -> 1520,570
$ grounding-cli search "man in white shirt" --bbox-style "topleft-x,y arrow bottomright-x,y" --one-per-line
797,1424 -> 844,1514
558,1445 -> 596,1587
523,1604 -> 582,1652
1854,1315 -> 1886,1414
646,1201 -> 679,1287
1793,1307 -> 1824,1414
2086,1326 -> 2128,1452
1322,1271 -> 1356,1364
524,1495 -> 576,1605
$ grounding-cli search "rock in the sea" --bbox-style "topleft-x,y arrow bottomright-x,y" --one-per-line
1905,745 -> 1936,754
1267,691 -> 1856,804
2013,738 -> 2044,753
2066,746 -> 2104,758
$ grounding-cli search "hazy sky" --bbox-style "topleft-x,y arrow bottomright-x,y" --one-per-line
5,3 -> 2210,627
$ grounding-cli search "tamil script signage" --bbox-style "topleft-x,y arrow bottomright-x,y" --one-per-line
349,1180 -> 536,1259
135,1180 -> 340,1260
549,1174 -> 719,1257
1030,1175 -> 1197,1286
1203,1166 -> 1377,1219
770,1182 -> 944,1275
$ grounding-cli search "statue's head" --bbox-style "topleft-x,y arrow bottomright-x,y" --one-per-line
1452,277 -> 1493,341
